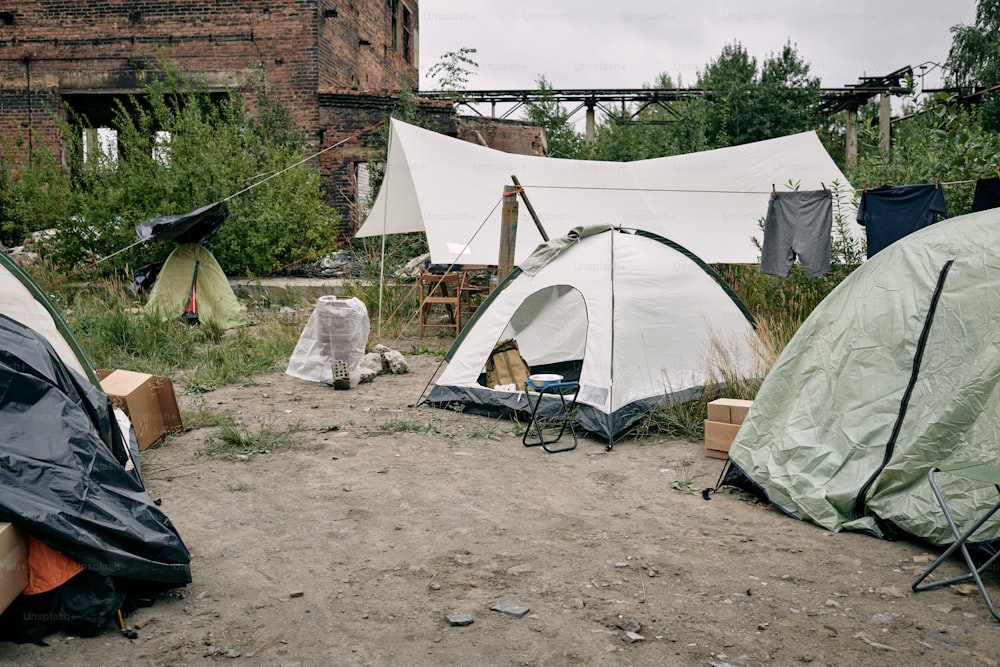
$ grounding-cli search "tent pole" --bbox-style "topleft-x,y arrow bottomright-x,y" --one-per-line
510,175 -> 548,242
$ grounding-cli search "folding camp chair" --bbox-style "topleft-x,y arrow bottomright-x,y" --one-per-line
911,463 -> 1000,623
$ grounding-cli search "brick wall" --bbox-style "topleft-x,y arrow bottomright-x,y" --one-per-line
457,116 -> 545,156
0,1 -> 542,243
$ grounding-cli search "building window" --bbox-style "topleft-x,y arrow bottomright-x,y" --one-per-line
153,131 -> 171,167
402,5 -> 412,64
390,0 -> 399,50
356,162 -> 374,219
82,127 -> 119,168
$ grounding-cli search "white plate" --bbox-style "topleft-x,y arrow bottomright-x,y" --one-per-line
527,373 -> 563,386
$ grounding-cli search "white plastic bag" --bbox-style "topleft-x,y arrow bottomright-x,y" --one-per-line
285,296 -> 370,387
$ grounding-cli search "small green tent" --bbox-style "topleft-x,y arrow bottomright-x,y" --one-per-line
729,207 -> 1000,548
145,243 -> 248,330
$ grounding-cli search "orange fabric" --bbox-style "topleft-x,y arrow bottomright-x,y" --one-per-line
24,535 -> 84,595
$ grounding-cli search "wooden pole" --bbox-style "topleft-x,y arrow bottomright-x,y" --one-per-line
845,108 -> 858,170
498,185 -> 518,282
511,175 -> 548,241
585,100 -> 596,146
879,92 -> 891,158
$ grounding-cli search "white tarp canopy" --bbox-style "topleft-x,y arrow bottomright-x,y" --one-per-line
357,118 -> 858,265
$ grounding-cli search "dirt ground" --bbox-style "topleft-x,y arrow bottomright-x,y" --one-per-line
2,339 -> 1000,667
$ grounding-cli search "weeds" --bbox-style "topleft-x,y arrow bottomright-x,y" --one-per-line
198,414 -> 317,459
364,419 -> 440,437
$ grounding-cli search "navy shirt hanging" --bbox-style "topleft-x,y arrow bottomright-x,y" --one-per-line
857,184 -> 947,258
972,177 -> 1000,213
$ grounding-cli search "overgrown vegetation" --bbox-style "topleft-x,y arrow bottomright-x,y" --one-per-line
50,275 -> 309,391
1,54 -> 339,278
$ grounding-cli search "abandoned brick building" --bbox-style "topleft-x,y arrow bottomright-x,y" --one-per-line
0,1 -> 542,237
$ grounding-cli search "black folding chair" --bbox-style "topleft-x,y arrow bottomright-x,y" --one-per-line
911,463 -> 1000,623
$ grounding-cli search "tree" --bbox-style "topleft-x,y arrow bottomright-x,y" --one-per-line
696,41 -> 821,148
425,47 -> 478,99
946,0 -> 1000,130
522,76 -> 585,158
591,73 -> 709,161
696,42 -> 759,147
755,42 -> 822,141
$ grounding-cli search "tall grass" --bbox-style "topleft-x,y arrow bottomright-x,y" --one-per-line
48,275 -> 307,392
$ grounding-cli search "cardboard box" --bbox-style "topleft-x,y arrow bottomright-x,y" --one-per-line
99,369 -> 183,449
0,522 -> 28,614
704,420 -> 742,459
706,398 -> 754,425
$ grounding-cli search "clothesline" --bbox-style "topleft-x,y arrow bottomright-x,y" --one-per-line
517,178 -> 988,196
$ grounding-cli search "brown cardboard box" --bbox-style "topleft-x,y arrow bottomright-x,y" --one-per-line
99,369 -> 183,449
0,522 -> 28,614
706,398 -> 754,425
704,420 -> 742,459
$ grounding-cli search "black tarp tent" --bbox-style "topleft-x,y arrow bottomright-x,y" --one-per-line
0,252 -> 191,643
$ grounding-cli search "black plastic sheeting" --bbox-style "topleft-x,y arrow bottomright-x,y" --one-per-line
135,200 -> 229,246
0,313 -> 191,642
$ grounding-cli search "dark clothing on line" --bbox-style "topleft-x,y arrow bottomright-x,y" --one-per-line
972,177 -> 1000,213
857,184 -> 947,258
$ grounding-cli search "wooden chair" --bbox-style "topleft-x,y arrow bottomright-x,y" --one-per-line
418,272 -> 463,336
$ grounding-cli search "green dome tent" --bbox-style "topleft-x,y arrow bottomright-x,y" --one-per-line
145,243 -> 248,330
729,207 -> 1000,548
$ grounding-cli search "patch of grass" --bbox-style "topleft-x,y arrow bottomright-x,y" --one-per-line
180,399 -> 230,430
364,419 -> 440,437
197,414 -> 318,459
463,416 -> 518,441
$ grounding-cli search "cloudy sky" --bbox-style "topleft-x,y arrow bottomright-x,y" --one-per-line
417,1 -> 977,98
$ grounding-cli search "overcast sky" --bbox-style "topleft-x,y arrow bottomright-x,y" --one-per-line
417,1 -> 978,99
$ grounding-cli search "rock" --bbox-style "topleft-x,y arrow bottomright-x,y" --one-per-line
614,562 -> 629,568
623,631 -> 645,643
490,601 -> 530,618
358,367 -> 378,384
875,585 -> 907,599
445,613 -> 474,626
289,591 -> 304,598
616,618 -> 641,633
428,582 -> 441,591
361,352 -> 386,374
374,344 -> 409,374
950,583 -> 978,596
225,649 -> 241,658
867,613 -> 893,625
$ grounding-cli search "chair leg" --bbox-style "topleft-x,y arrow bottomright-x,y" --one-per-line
912,467 -> 1000,623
